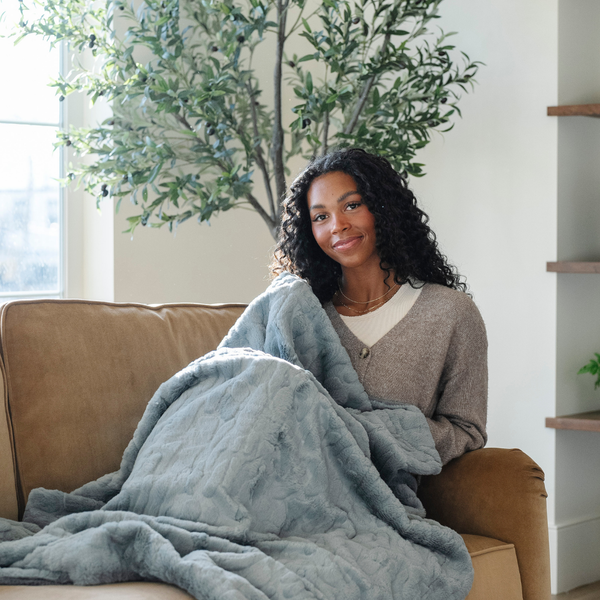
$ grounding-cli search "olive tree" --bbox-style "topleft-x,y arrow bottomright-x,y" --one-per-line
11,0 -> 479,239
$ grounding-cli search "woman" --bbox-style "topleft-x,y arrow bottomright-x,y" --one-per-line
272,148 -> 487,465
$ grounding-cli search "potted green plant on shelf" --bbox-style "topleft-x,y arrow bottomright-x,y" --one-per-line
578,353 -> 600,390
9,0 -> 479,239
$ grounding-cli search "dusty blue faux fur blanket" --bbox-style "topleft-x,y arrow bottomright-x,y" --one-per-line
0,273 -> 473,599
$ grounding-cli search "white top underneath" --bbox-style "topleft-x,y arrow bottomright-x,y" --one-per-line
338,283 -> 423,347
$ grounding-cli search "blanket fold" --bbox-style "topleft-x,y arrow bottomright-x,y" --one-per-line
0,273 -> 473,599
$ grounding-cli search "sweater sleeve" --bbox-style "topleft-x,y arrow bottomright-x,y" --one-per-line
425,297 -> 488,465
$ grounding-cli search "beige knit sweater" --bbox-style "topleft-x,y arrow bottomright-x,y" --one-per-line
324,283 -> 488,465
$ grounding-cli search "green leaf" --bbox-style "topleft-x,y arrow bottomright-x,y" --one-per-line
306,71 -> 313,94
297,53 -> 316,63
148,162 -> 163,184
578,355 -> 600,389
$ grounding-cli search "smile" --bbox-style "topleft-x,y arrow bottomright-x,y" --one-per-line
333,236 -> 362,252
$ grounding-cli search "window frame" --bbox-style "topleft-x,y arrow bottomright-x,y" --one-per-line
0,40 -> 66,303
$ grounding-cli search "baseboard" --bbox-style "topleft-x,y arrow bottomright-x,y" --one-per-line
549,514 -> 600,594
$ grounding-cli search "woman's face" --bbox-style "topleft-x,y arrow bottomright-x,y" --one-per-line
306,171 -> 379,273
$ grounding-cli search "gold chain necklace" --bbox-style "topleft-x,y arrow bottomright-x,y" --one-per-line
337,297 -> 389,315
338,282 -> 399,305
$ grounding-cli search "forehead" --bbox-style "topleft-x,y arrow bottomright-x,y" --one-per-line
307,171 -> 358,208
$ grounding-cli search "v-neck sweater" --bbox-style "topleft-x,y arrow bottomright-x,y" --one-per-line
324,283 -> 488,465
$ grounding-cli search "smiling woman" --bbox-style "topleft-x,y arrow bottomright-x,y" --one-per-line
272,148 -> 488,466
308,171 -> 380,278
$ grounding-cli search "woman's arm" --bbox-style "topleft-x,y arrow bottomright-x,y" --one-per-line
426,297 -> 488,465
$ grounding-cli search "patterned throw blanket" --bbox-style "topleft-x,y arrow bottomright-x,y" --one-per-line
0,273 -> 473,599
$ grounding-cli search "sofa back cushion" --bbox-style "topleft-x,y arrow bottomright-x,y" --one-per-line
0,299 -> 246,516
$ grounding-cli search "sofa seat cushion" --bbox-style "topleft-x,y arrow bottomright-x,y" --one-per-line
0,582 -> 194,599
0,535 -> 524,599
463,534 -> 523,600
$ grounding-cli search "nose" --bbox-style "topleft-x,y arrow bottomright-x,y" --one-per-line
330,212 -> 349,234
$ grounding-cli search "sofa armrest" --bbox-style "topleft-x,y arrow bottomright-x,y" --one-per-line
418,448 -> 550,600
0,356 -> 18,521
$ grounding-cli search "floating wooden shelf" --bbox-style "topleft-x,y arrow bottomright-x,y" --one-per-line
547,261 -> 600,273
546,410 -> 600,432
547,104 -> 600,117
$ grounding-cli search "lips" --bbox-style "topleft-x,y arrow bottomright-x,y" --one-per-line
333,236 -> 362,252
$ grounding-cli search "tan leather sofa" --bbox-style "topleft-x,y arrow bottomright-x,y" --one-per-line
0,299 -> 551,600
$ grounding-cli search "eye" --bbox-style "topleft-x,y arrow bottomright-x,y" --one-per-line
311,213 -> 327,222
346,201 -> 362,211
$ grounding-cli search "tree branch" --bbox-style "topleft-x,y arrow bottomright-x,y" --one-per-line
173,113 -> 194,131
322,110 -> 329,155
245,82 -> 276,219
173,112 -> 234,173
246,192 -> 278,237
272,0 -> 289,210
344,31 -> 392,135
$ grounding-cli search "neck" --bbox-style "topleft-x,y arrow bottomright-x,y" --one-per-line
339,269 -> 397,304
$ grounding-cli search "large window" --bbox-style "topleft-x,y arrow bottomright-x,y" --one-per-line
0,7 -> 62,302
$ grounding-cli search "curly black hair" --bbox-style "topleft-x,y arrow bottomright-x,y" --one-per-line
271,148 -> 467,303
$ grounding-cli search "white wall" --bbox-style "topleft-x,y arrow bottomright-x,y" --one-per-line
66,194 -> 275,304
63,68 -> 116,302
112,200 -> 275,304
